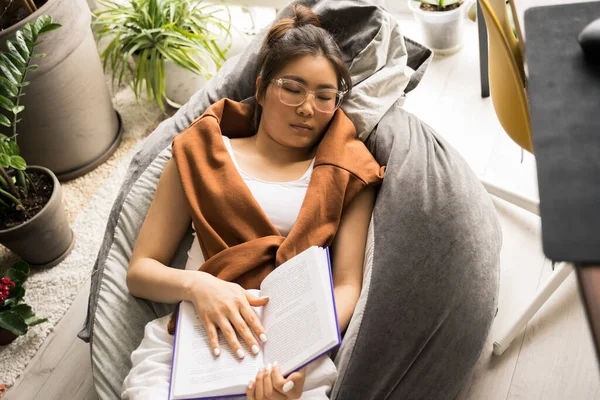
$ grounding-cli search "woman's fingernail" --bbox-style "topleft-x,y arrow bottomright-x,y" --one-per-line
237,349 -> 245,359
260,333 -> 268,343
213,347 -> 220,356
248,380 -> 254,389
260,296 -> 270,300
283,381 -> 294,393
266,363 -> 272,373
252,344 -> 259,354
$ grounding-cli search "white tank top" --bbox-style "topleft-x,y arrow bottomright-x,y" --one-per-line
184,135 -> 314,271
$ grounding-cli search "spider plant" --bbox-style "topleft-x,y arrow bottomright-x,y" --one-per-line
94,0 -> 232,111
417,0 -> 462,10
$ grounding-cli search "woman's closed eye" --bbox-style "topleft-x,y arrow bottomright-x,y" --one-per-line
284,87 -> 302,94
317,94 -> 334,101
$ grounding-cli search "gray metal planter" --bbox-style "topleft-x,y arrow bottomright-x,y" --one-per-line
0,0 -> 122,181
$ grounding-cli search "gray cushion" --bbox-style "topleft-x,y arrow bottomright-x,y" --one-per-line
78,1 -> 499,399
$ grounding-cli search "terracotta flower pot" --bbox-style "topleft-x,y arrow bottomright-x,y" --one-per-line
0,166 -> 74,268
0,328 -> 18,346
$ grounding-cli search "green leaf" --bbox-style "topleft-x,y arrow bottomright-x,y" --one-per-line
0,95 -> 15,113
10,304 -> 45,326
10,156 -> 26,170
33,17 -> 45,37
0,311 -> 27,335
0,54 -> 23,82
6,269 -> 26,285
25,316 -> 47,326
6,141 -> 19,156
0,62 -> 18,85
0,114 -> 11,128
0,76 -> 18,97
0,153 -> 10,167
12,105 -> 24,115
11,304 -> 33,320
22,25 -> 33,45
12,261 -> 29,276
6,42 -> 27,67
38,23 -> 61,35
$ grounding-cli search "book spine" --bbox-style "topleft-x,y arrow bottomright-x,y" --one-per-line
168,302 -> 182,400
326,247 -> 342,345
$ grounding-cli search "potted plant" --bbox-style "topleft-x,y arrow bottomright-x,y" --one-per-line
94,0 -> 233,110
408,0 -> 474,55
0,0 -> 122,181
0,15 -> 74,268
0,261 -> 48,345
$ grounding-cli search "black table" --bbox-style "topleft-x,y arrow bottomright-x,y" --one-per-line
524,0 -> 600,364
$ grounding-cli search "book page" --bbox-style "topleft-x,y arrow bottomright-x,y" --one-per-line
170,292 -> 265,399
260,247 -> 340,376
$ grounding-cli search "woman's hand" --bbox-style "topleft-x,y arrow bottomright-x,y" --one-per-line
186,272 -> 269,359
246,362 -> 307,400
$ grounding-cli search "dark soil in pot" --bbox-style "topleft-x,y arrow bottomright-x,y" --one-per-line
0,170 -> 53,230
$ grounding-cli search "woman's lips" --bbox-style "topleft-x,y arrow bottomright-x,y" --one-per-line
290,124 -> 312,132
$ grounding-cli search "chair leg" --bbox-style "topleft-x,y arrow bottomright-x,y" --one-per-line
477,0 -> 490,98
481,179 -> 539,216
493,262 -> 575,355
480,180 -> 573,355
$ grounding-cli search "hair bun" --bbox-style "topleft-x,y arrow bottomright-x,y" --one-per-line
291,4 -> 321,28
264,3 -> 321,46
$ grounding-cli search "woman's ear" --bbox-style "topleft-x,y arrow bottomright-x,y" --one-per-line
255,76 -> 262,105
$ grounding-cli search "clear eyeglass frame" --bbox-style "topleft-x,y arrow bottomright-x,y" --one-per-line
270,78 -> 348,113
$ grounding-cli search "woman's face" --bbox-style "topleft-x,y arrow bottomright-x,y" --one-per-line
256,55 -> 340,150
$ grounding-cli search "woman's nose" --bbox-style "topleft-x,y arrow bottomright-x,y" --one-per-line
296,93 -> 316,116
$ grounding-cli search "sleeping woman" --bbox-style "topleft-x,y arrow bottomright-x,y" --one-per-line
121,4 -> 385,399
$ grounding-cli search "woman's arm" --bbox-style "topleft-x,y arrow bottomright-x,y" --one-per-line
127,157 -> 268,358
126,156 -> 198,303
330,185 -> 376,333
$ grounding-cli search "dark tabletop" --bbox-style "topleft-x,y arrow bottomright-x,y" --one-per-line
525,1 -> 600,263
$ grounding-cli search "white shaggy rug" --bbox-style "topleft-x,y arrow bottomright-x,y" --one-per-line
0,84 -> 168,387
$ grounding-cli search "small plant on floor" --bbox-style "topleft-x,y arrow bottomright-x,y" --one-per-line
93,0 -> 232,111
0,15 -> 60,230
417,0 -> 463,11
0,261 -> 47,344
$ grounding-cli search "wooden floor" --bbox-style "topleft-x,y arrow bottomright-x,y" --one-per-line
6,12 -> 600,400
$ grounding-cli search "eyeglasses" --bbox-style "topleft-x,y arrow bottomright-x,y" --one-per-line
270,78 -> 347,113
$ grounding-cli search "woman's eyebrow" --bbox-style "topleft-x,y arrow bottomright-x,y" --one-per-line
281,75 -> 337,90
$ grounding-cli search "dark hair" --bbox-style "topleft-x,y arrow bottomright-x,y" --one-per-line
253,3 -> 352,131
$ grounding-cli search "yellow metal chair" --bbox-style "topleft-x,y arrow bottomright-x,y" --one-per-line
478,0 -> 575,356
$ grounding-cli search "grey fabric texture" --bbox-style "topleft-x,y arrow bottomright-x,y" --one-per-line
78,0 -> 500,399
332,105 -> 502,399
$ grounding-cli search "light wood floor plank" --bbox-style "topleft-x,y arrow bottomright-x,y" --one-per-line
507,265 -> 600,399
32,337 -> 95,400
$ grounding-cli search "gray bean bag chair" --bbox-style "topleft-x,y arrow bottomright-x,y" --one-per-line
78,1 -> 502,399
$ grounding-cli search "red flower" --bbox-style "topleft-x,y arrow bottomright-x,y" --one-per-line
1,278 -> 15,289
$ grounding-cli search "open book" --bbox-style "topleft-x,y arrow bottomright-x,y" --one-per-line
169,246 -> 340,400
